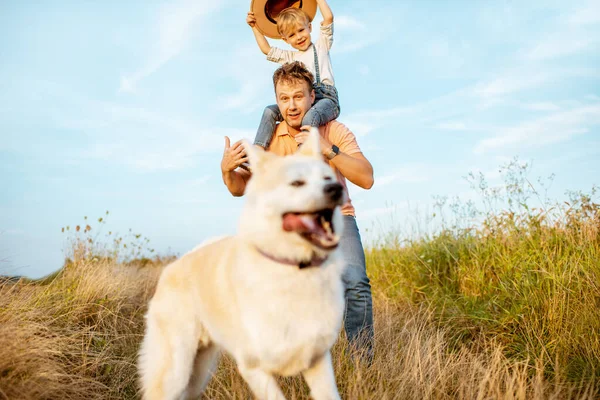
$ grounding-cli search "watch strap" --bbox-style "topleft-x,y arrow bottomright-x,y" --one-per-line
327,145 -> 339,160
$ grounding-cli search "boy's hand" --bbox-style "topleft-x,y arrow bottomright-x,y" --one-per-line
316,0 -> 334,25
296,125 -> 332,156
246,11 -> 271,54
246,12 -> 257,28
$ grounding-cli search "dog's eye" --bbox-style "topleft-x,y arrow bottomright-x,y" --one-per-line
324,176 -> 333,181
290,180 -> 306,187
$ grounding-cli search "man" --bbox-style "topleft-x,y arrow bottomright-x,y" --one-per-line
220,61 -> 374,359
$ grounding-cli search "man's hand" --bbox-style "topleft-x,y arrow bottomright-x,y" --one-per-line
295,126 -> 332,156
246,12 -> 257,28
221,136 -> 248,173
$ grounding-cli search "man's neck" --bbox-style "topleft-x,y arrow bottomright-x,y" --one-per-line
284,121 -> 302,137
288,126 -> 302,137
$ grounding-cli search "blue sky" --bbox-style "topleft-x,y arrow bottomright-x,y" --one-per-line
1,0 -> 599,278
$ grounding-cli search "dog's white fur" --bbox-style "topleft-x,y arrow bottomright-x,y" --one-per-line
138,128 -> 346,400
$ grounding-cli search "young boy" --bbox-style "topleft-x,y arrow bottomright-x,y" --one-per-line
246,0 -> 339,150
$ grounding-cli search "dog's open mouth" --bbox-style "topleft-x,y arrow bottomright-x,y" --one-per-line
282,208 -> 339,249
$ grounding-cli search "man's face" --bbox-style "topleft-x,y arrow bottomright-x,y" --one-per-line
275,79 -> 315,129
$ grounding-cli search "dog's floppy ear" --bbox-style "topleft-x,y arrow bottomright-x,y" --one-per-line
241,140 -> 277,172
297,127 -> 322,159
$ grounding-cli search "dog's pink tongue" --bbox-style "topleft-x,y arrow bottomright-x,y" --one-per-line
283,214 -> 317,233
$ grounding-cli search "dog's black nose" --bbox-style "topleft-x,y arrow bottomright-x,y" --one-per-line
324,182 -> 343,202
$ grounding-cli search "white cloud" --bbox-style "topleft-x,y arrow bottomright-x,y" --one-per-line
1,229 -> 25,236
129,152 -> 199,171
338,59 -> 598,147
212,45 -> 275,113
119,0 -> 224,93
334,38 -> 379,54
519,1 -> 600,62
521,102 -> 561,112
156,176 -> 214,205
357,65 -> 370,76
526,37 -> 596,61
334,15 -> 366,31
94,125 -> 252,172
349,105 -> 418,120
24,80 -> 254,172
585,94 -> 600,102
568,1 -> 600,26
375,165 -> 433,188
332,13 -> 388,54
341,116 -> 380,137
472,71 -> 552,98
471,68 -> 599,105
474,104 -> 600,154
362,203 -> 408,219
217,81 -> 264,112
437,121 -> 467,131
421,38 -> 469,76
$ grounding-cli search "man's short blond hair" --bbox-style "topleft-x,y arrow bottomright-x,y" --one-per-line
277,7 -> 311,38
272,61 -> 314,92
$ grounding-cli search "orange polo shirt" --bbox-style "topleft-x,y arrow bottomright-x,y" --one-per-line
267,121 -> 361,216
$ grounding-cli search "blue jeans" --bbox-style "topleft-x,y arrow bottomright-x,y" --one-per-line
253,85 -> 341,148
340,215 -> 374,360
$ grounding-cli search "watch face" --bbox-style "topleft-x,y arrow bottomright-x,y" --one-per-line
328,146 -> 338,160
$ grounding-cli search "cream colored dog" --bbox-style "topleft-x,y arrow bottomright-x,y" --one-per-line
138,128 -> 346,400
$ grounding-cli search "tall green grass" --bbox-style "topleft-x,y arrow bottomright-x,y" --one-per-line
368,160 -> 600,383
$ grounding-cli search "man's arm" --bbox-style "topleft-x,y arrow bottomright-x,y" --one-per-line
247,12 -> 271,55
329,152 -> 374,189
317,0 -> 334,25
222,168 -> 251,197
295,127 -> 374,189
221,137 -> 252,196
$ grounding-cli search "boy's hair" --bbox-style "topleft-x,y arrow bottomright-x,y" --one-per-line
276,7 -> 311,38
273,61 -> 314,92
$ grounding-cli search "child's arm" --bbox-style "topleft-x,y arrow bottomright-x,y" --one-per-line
316,0 -> 334,25
247,12 -> 271,55
316,0 -> 334,50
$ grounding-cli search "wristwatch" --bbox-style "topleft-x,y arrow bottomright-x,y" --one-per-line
326,145 -> 340,160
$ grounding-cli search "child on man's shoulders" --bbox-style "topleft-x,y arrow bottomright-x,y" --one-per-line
246,0 -> 340,150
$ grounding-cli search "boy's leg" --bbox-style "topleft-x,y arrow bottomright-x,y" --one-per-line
254,104 -> 282,148
339,216 -> 374,362
240,105 -> 281,171
302,98 -> 340,127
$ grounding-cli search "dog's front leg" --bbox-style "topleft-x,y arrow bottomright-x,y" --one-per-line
238,366 -> 286,400
302,351 -> 341,400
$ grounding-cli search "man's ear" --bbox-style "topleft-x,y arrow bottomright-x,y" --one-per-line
242,141 -> 277,172
297,127 -> 321,159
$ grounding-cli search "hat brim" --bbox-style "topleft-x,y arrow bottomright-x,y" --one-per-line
250,0 -> 317,39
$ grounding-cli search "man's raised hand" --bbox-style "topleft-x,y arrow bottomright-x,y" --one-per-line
221,136 -> 248,173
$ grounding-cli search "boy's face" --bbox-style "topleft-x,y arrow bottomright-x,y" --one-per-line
282,21 -> 312,51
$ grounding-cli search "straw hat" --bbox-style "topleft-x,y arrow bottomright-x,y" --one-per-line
250,0 -> 317,39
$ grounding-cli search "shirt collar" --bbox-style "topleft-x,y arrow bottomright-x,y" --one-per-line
276,121 -> 326,138
276,121 -> 293,137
